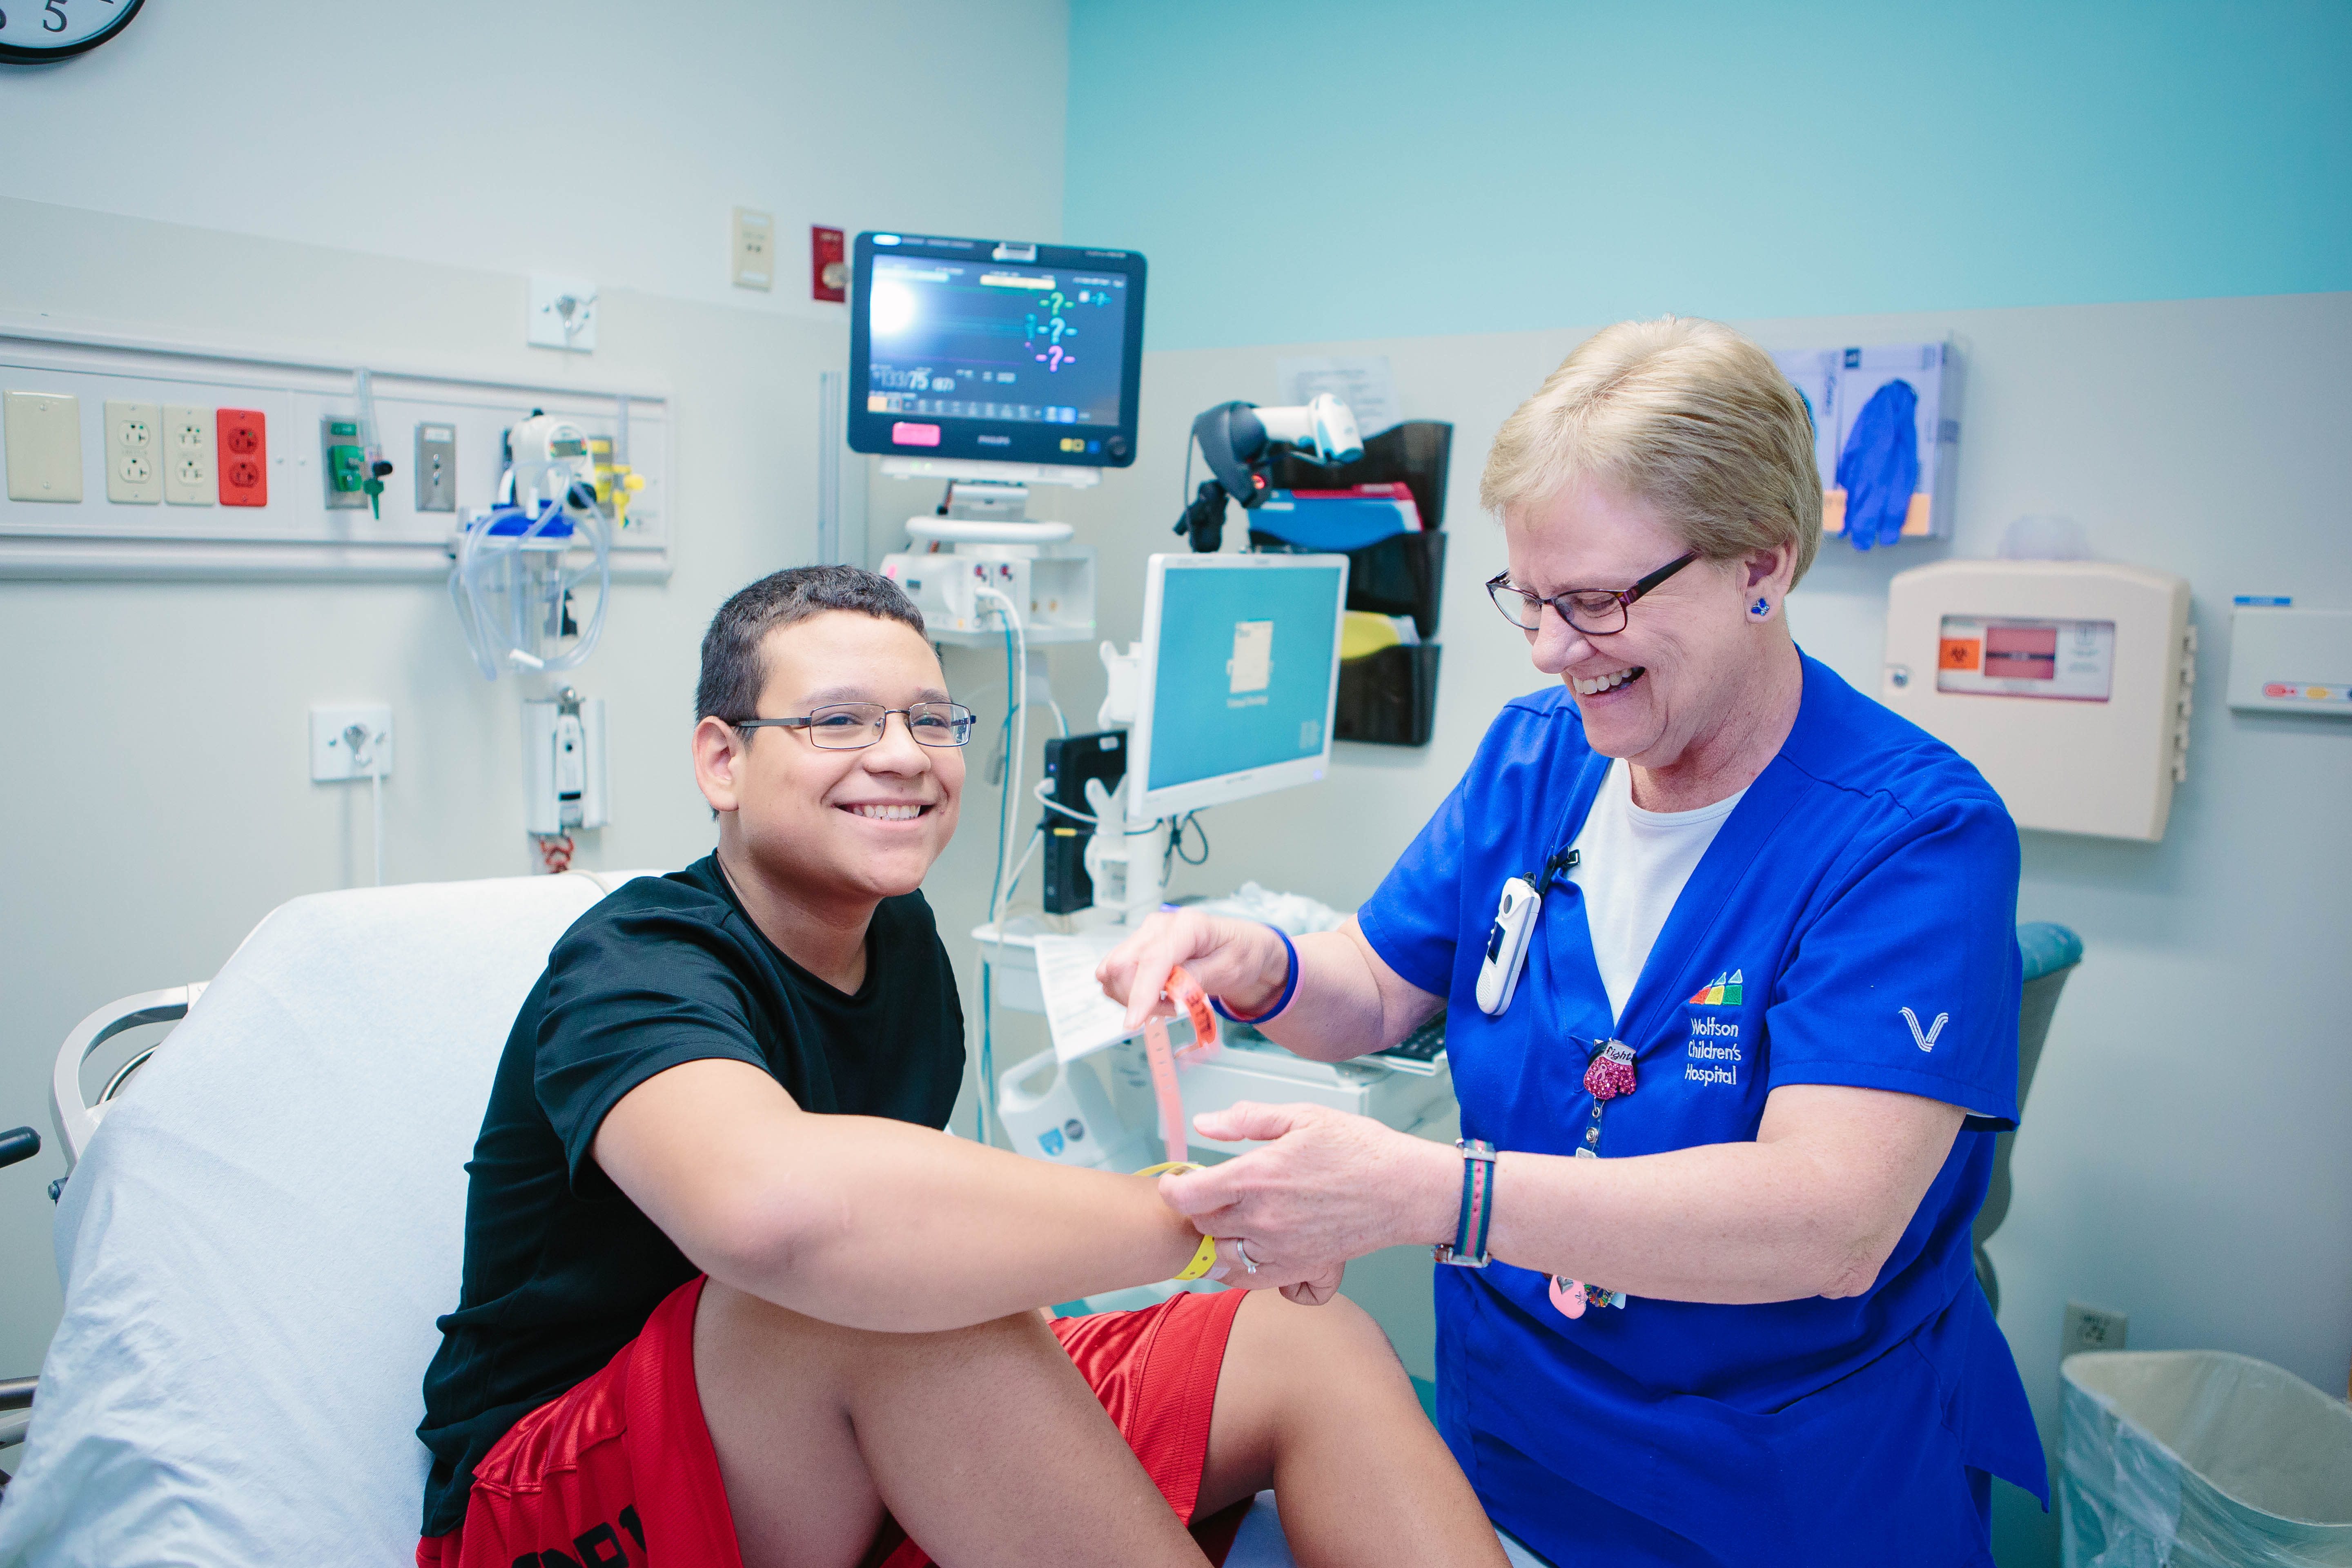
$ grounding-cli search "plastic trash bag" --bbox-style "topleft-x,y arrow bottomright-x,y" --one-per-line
1191,881 -> 1349,936
1835,377 -> 1920,551
2063,1351 -> 2352,1567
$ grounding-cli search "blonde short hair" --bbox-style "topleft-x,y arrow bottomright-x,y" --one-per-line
1480,317 -> 1822,585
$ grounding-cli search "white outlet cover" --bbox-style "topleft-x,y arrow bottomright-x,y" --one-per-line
528,275 -> 599,352
105,399 -> 163,504
310,705 -> 394,781
163,403 -> 214,506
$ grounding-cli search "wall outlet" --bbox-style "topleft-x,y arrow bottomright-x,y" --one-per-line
527,275 -> 598,352
414,422 -> 457,512
3,389 -> 85,503
163,404 -> 215,506
310,705 -> 394,782
217,407 -> 268,507
104,399 -> 162,503
731,207 -> 774,290
2062,1300 -> 2128,1362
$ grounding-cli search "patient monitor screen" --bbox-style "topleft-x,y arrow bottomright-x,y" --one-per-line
1146,562 -> 1347,793
865,254 -> 1130,431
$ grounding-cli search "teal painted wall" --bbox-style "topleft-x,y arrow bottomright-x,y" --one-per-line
1066,0 -> 2351,350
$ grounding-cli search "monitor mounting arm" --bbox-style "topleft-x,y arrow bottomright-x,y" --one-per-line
1176,393 -> 1364,552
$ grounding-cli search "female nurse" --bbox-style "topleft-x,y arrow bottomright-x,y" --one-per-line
1101,318 -> 2047,1566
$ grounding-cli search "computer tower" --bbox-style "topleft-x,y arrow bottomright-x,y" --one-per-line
1040,730 -> 1127,914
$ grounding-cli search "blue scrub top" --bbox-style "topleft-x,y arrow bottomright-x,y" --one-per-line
1359,655 -> 2046,1567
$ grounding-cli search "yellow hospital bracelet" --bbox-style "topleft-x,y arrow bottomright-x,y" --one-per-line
1174,1231 -> 1221,1281
1135,1163 -> 1217,1281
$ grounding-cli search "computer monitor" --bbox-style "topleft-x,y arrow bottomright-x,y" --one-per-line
1127,552 -> 1352,826
846,232 -> 1147,471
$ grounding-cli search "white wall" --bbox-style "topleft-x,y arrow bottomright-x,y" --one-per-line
0,0 -> 1068,1389
0,0 -> 1066,320
871,290 -> 2352,1564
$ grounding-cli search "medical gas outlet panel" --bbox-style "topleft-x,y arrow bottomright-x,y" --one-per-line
0,326 -> 670,580
1881,560 -> 2194,842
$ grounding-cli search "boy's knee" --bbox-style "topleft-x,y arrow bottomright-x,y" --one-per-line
1238,1290 -> 1400,1381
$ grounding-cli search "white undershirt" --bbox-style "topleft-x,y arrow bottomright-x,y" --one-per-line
1566,758 -> 1748,1025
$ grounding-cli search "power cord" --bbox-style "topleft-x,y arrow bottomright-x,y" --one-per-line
971,584 -> 1029,1149
1030,776 -> 1164,836
343,722 -> 388,886
1163,811 -> 1210,880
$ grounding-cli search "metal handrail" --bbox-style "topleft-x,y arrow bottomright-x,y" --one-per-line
50,982 -> 207,1172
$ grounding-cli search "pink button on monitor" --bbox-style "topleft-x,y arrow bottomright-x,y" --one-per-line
891,421 -> 940,447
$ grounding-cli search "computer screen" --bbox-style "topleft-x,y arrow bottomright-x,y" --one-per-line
1128,552 -> 1351,825
846,232 -> 1146,470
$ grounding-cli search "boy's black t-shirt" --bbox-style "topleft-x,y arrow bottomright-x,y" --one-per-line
416,854 -> 965,1537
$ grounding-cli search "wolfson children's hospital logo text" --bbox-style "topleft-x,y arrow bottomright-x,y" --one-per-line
1683,972 -> 1744,1086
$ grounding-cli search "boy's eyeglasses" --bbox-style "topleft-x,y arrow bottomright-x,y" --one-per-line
730,702 -> 978,750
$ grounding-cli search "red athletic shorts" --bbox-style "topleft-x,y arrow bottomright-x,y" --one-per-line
417,1275 -> 1250,1568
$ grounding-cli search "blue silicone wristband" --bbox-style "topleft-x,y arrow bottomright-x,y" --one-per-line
1211,924 -> 1299,1025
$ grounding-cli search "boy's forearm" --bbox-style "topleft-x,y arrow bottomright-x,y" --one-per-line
712,1114 -> 1203,1331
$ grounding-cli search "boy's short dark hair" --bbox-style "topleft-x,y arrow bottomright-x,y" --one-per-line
696,566 -> 927,723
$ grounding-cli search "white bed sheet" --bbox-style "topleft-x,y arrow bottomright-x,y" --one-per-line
0,873 -> 619,1566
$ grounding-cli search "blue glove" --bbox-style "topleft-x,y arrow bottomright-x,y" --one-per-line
1835,378 -> 1920,550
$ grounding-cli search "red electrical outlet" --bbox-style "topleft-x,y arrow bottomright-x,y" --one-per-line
217,408 -> 268,506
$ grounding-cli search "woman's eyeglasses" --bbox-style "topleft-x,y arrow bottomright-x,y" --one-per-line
1486,551 -> 1700,636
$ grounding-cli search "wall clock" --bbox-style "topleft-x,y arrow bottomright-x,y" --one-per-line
0,0 -> 145,63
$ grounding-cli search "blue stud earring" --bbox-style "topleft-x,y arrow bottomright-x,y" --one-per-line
1750,597 -> 1771,618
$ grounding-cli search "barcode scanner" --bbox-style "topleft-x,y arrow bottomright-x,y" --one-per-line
1474,847 -> 1579,1017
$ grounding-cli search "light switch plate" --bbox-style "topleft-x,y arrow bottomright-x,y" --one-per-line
732,207 -> 774,290
4,389 -> 85,502
310,704 -> 394,781
528,275 -> 598,352
163,404 -> 215,505
105,399 -> 162,503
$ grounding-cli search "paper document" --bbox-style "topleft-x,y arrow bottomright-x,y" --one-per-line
1276,355 -> 1400,438
1033,928 -> 1139,1062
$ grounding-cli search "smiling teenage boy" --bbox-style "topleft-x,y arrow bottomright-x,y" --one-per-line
416,566 -> 1505,1568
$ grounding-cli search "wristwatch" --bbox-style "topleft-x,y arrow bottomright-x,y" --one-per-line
1433,1138 -> 1498,1267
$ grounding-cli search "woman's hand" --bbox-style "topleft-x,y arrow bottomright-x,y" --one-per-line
1096,909 -> 1292,1031
1160,1102 -> 1459,1276
1206,1236 -> 1346,1306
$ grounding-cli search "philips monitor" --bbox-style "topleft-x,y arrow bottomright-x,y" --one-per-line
1128,552 -> 1351,826
847,232 -> 1146,471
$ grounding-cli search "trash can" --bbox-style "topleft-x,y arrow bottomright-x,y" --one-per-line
2063,1350 -> 2352,1566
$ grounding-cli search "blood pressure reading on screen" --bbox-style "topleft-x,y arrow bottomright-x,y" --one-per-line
1936,616 -> 2116,701
862,257 -> 1129,431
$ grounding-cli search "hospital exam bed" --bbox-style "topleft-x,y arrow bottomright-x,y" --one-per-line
0,871 -> 1550,1567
